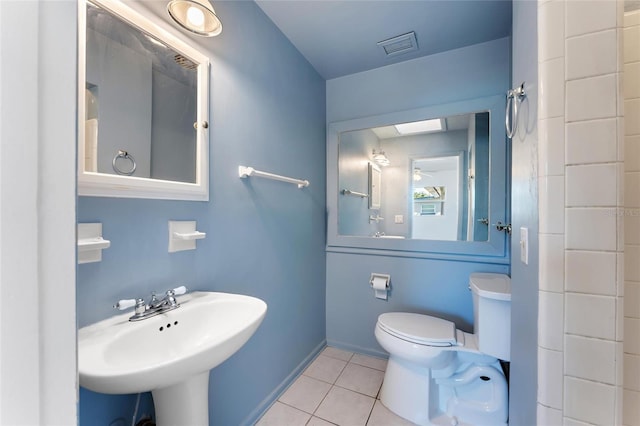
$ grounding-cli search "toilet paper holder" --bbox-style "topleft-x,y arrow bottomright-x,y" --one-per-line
370,273 -> 391,300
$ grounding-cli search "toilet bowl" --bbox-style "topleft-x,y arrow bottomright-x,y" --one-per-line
374,273 -> 511,426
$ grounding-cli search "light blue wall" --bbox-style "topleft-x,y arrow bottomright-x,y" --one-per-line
510,0 -> 539,423
325,38 -> 511,355
77,2 -> 326,425
327,37 -> 511,123
338,129 -> 380,236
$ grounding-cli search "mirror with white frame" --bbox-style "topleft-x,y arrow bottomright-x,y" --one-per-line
328,96 -> 508,257
78,0 -> 210,200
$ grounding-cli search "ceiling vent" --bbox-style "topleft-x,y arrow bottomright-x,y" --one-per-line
377,31 -> 418,57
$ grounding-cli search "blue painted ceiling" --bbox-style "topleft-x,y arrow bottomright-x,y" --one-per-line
255,0 -> 512,80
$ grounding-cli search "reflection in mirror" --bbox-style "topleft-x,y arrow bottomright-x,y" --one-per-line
78,0 -> 209,200
85,1 -> 197,183
338,112 -> 490,242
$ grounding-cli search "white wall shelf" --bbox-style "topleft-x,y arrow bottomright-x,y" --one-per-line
77,223 -> 111,264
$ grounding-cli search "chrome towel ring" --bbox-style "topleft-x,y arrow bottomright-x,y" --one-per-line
506,82 -> 527,139
112,150 -> 137,175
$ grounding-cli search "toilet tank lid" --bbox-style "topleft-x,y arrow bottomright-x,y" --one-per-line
470,273 -> 511,301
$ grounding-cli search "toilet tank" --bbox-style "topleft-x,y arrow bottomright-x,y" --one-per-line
470,273 -> 511,361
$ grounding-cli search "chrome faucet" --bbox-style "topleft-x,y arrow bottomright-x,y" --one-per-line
114,285 -> 187,322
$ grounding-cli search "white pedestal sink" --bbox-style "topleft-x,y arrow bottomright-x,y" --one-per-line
78,292 -> 267,425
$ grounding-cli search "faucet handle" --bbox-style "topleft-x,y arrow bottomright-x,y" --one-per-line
170,285 -> 187,296
113,298 -> 136,310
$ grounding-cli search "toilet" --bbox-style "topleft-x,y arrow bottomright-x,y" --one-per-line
374,273 -> 511,426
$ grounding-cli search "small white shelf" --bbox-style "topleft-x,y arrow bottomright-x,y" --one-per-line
169,221 -> 206,252
77,223 -> 110,264
173,231 -> 207,241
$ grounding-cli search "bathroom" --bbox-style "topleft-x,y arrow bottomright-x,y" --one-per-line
0,0 -> 638,425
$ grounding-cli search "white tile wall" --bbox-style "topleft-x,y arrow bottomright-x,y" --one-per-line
625,281 -> 640,317
566,30 -> 618,80
539,291 -> 564,350
540,58 -> 566,119
566,164 -> 618,207
566,208 -> 617,251
626,99 -> 640,135
539,117 -> 565,176
539,0 -> 565,62
566,119 -> 618,165
624,353 -> 640,391
624,25 -> 640,62
539,176 -> 565,234
627,245 -> 640,282
627,135 -> 640,171
564,377 -> 616,425
565,0 -> 617,37
566,74 -> 618,122
539,234 -> 565,293
537,403 -> 563,425
565,250 -> 617,295
537,1 -> 628,424
624,389 -> 640,425
625,318 -> 640,354
625,9 -> 640,426
625,62 -> 640,99
565,293 -> 617,340
565,335 -> 617,384
538,347 -> 564,409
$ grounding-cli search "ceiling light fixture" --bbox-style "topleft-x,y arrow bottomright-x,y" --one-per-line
395,118 -> 445,135
167,0 -> 222,37
413,168 -> 422,182
372,149 -> 390,167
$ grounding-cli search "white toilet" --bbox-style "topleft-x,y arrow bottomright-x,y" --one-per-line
374,273 -> 511,426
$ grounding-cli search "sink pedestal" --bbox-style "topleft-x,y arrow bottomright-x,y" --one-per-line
152,371 -> 210,426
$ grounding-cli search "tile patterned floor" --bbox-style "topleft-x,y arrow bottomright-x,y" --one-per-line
256,347 -> 417,426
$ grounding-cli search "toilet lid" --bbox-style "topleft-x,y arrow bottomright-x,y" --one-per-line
377,312 -> 458,347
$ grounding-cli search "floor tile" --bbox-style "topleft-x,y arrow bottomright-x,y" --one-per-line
307,416 -> 336,426
335,363 -> 385,397
303,355 -> 347,384
314,386 -> 375,426
322,346 -> 354,362
350,353 -> 387,371
256,401 -> 311,426
366,400 -> 416,426
279,375 -> 332,414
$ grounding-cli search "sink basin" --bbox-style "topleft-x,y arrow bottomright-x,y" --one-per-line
79,291 -> 267,425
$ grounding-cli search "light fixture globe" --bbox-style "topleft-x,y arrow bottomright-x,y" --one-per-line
167,0 -> 222,37
372,149 -> 390,167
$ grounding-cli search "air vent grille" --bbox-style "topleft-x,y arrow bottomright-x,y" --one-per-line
377,31 -> 418,57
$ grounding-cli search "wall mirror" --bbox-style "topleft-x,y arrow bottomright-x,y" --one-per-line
327,96 -> 508,258
77,0 -> 210,200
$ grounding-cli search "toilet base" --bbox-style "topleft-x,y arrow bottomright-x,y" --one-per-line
380,356 -> 435,426
380,355 -> 508,426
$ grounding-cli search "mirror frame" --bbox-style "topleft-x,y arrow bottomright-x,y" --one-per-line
327,95 -> 509,260
77,0 -> 210,201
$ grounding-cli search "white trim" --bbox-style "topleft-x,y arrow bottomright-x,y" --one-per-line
0,1 -> 77,423
77,0 -> 210,201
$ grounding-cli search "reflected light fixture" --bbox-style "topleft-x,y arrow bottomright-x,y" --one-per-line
413,168 -> 422,181
372,149 -> 390,167
395,118 -> 445,135
167,0 -> 223,37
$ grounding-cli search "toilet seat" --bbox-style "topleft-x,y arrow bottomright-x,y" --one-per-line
377,312 -> 459,347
